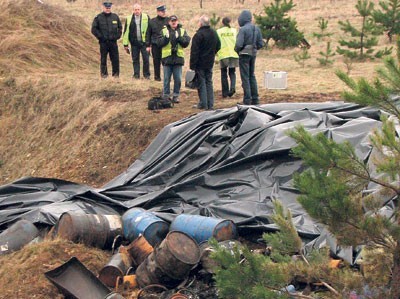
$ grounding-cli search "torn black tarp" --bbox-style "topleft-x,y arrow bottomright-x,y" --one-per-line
0,102 -> 387,262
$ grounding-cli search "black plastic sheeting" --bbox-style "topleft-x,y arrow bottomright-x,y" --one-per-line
0,102 -> 395,263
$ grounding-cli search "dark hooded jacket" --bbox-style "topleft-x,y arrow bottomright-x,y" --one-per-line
234,10 -> 263,56
190,25 -> 221,70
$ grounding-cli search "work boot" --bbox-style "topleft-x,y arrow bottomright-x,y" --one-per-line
172,96 -> 180,103
228,89 -> 236,97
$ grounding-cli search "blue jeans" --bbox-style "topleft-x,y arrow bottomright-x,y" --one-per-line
221,67 -> 236,97
196,68 -> 214,109
239,55 -> 259,105
163,64 -> 182,98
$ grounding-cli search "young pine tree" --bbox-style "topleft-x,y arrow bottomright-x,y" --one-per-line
312,17 -> 333,41
294,48 -> 311,68
210,13 -> 220,30
337,0 -> 392,61
317,41 -> 335,66
254,0 -> 305,49
289,56 -> 400,299
373,0 -> 400,43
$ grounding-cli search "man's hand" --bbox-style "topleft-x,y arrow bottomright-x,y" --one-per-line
165,30 -> 169,38
146,46 -> 151,53
124,46 -> 130,54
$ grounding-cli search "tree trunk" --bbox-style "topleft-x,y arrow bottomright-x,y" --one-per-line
390,241 -> 400,299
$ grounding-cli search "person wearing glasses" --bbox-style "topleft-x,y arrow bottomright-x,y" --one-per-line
91,1 -> 122,78
157,15 -> 191,103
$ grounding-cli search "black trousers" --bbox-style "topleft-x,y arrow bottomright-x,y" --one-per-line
99,41 -> 119,77
131,42 -> 150,78
151,45 -> 162,80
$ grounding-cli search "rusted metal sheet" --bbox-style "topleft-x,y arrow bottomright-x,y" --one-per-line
124,235 -> 153,267
99,250 -> 132,288
122,208 -> 169,247
0,219 -> 39,255
169,214 -> 237,244
56,212 -> 122,249
44,256 -> 111,299
136,231 -> 200,288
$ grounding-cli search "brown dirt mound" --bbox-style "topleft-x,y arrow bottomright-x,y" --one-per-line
0,0 -> 98,75
0,238 -> 111,299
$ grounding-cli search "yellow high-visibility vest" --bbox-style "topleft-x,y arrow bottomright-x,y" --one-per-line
123,13 -> 149,46
217,26 -> 239,60
161,27 -> 185,58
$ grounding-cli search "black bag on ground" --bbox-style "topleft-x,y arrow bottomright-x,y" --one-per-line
185,70 -> 198,89
148,97 -> 174,110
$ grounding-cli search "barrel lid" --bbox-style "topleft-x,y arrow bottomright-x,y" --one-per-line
166,231 -> 200,264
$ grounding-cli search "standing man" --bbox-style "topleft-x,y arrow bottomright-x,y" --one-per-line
91,1 -> 122,78
235,9 -> 263,105
190,15 -> 221,110
123,3 -> 151,79
157,15 -> 191,103
217,17 -> 239,98
146,5 -> 169,81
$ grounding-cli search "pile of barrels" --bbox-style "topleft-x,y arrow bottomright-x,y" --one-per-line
49,208 -> 238,295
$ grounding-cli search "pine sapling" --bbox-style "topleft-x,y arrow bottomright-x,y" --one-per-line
313,17 -> 333,41
317,41 -> 336,66
294,48 -> 311,68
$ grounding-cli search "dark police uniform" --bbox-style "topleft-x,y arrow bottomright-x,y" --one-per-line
146,5 -> 169,81
91,2 -> 122,78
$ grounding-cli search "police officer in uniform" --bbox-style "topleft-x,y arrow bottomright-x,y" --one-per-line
146,5 -> 169,81
217,17 -> 239,98
91,1 -> 122,78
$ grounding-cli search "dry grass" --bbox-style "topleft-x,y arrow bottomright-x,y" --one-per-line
0,0 -> 390,187
0,238 -> 111,299
0,1 -> 394,298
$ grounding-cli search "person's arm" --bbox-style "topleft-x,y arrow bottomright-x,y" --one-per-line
177,29 -> 191,48
189,34 -> 200,70
215,31 -> 221,53
156,27 -> 170,48
91,16 -> 103,41
234,28 -> 244,53
117,16 -> 123,40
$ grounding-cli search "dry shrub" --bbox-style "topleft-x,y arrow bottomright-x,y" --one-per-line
0,0 -> 98,75
0,238 -> 111,299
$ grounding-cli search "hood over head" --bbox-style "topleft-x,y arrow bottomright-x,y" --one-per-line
238,10 -> 252,27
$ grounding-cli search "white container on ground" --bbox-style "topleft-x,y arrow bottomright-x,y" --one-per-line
264,71 -> 287,89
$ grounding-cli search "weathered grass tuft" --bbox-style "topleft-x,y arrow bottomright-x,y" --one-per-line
0,0 -> 98,75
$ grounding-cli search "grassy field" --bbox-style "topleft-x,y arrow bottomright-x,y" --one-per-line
0,0 -> 390,188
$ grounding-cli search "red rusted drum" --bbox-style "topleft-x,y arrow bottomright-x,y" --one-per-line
98,251 -> 132,288
169,214 -> 237,244
135,231 -> 200,288
124,235 -> 154,267
56,212 -> 122,249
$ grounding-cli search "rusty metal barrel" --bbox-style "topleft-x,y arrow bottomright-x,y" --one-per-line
0,219 -> 39,255
122,208 -> 169,247
135,231 -> 200,288
169,214 -> 237,244
98,250 -> 132,288
124,235 -> 154,267
56,212 -> 122,249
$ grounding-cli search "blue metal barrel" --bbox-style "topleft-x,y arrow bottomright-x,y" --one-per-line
122,208 -> 169,247
0,219 -> 39,255
169,214 -> 237,244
